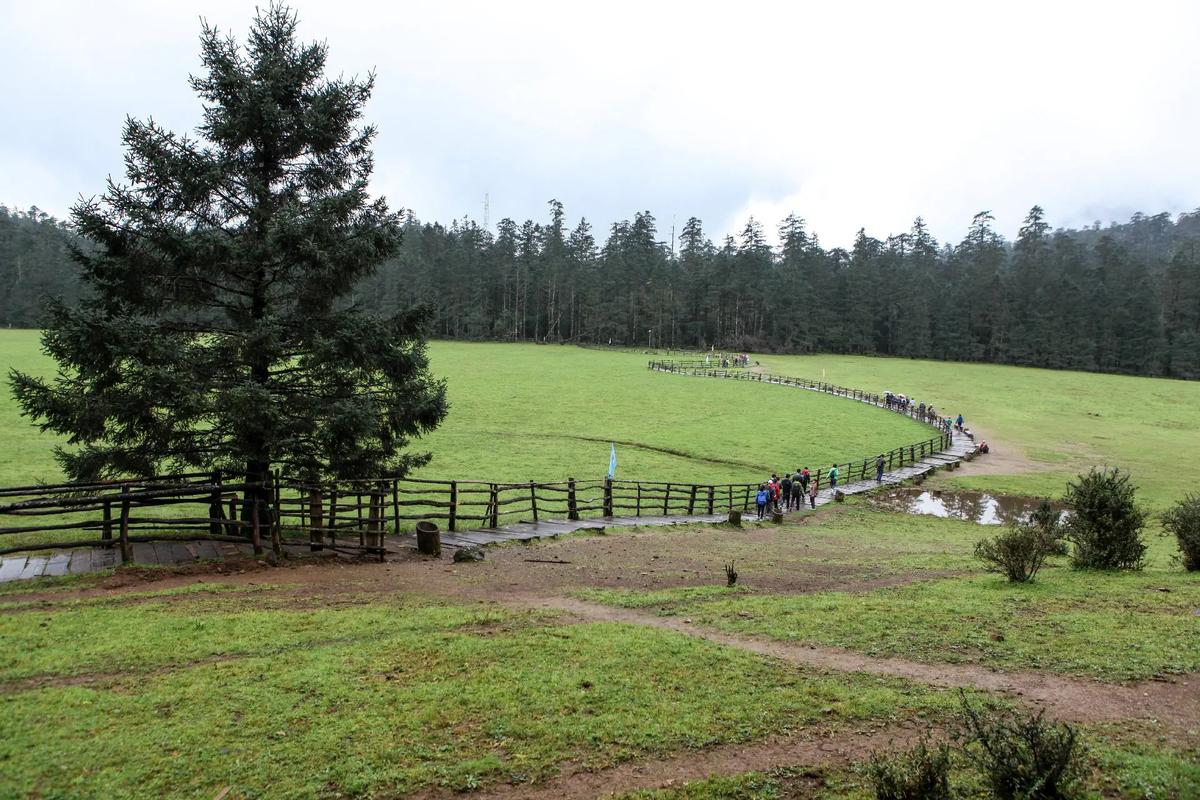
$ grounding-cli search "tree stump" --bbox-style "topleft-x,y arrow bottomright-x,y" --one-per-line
772,511 -> 784,523
834,490 -> 845,503
727,509 -> 742,527
416,521 -> 441,557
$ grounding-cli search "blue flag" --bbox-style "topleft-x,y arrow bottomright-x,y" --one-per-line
608,443 -> 617,479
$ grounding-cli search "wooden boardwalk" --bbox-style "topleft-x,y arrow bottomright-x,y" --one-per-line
385,430 -> 979,551
0,431 -> 978,583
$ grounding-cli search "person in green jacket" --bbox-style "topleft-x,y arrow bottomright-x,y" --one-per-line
828,463 -> 839,489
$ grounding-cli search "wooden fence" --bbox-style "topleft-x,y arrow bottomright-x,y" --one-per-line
0,362 -> 955,559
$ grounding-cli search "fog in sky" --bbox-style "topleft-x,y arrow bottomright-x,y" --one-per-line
3,0 -> 1199,247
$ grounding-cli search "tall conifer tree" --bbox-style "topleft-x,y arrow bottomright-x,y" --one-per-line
10,5 -> 447,487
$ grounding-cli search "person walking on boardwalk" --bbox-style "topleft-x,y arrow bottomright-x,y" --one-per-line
827,463 -> 839,490
780,473 -> 793,511
875,454 -> 885,482
800,467 -> 810,494
790,470 -> 803,510
755,484 -> 770,519
807,477 -> 819,509
956,413 -> 965,432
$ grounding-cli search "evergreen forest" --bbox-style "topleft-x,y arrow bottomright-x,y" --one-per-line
4,201 -> 1200,379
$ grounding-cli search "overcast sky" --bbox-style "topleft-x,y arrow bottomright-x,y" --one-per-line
3,0 -> 1200,248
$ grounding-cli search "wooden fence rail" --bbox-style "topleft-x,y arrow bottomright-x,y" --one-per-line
0,362 -> 955,559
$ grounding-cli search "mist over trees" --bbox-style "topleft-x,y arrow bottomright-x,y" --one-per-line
5,201 -> 1200,379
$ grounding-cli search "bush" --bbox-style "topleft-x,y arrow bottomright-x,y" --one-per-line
1063,467 -> 1147,570
866,738 -> 953,800
1027,499 -> 1068,556
1162,494 -> 1200,571
956,695 -> 1083,800
975,524 -> 1055,582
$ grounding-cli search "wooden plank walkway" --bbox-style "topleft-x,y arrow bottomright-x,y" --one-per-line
388,430 -> 979,552
0,431 -> 978,584
0,540 -> 326,585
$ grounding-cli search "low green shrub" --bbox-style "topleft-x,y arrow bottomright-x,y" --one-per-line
866,738 -> 953,800
1161,494 -> 1200,571
956,695 -> 1083,800
1063,468 -> 1146,571
974,524 -> 1054,582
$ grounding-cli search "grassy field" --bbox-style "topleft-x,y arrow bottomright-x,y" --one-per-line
751,352 -> 1200,509
3,337 -> 1199,798
2,504 -> 1196,798
5,333 -> 1198,508
0,332 -> 929,487
578,505 -> 1200,682
0,585 -> 962,799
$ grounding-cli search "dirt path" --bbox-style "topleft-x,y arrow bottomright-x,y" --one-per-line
415,722 -> 927,800
526,597 -> 1200,732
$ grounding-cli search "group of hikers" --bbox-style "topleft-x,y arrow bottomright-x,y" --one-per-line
751,404 -> 975,519
885,391 -> 970,439
704,352 -> 750,368
754,465 -> 840,518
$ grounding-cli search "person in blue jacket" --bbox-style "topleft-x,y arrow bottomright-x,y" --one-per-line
755,484 -> 770,519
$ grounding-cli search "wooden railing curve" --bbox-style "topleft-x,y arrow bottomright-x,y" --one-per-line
0,359 -> 958,560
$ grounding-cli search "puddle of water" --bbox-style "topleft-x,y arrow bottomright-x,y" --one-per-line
872,488 -> 1065,526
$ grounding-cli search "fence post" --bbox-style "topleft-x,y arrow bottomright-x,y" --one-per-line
663,483 -> 671,515
708,486 -> 715,514
489,484 -> 500,528
688,484 -> 697,515
392,480 -> 400,534
370,484 -> 384,561
529,481 -> 538,522
118,484 -> 132,564
603,478 -> 613,517
208,470 -> 222,538
449,481 -> 458,532
309,487 -> 324,552
636,484 -> 642,515
102,500 -> 113,547
269,470 -> 283,560
326,488 -> 339,550
567,477 -> 579,521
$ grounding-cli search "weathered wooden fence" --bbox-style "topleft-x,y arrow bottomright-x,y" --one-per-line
0,362 -> 955,559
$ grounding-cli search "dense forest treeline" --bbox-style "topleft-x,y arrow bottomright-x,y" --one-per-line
4,201 -> 1200,379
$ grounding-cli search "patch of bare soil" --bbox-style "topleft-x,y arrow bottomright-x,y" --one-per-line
533,597 -> 1200,734
951,425 -> 1041,478
414,722 -> 929,800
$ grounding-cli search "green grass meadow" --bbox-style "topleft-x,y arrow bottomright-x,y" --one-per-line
6,332 -> 1198,505
0,332 -> 932,487
2,334 -> 1199,799
0,587 -> 962,799
579,506 -> 1200,683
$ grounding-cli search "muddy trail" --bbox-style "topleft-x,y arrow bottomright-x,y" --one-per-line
415,722 -> 928,800
522,596 -> 1200,733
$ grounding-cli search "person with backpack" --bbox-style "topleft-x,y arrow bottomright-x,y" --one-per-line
780,473 -> 793,511
827,463 -> 839,490
790,470 -> 803,510
807,477 -> 819,509
800,467 -> 810,494
875,454 -> 885,482
755,484 -> 770,519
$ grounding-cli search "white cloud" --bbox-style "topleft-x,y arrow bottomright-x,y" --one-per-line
3,0 -> 1199,246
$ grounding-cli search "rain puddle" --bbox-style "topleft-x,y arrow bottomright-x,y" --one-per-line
872,488 -> 1064,526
